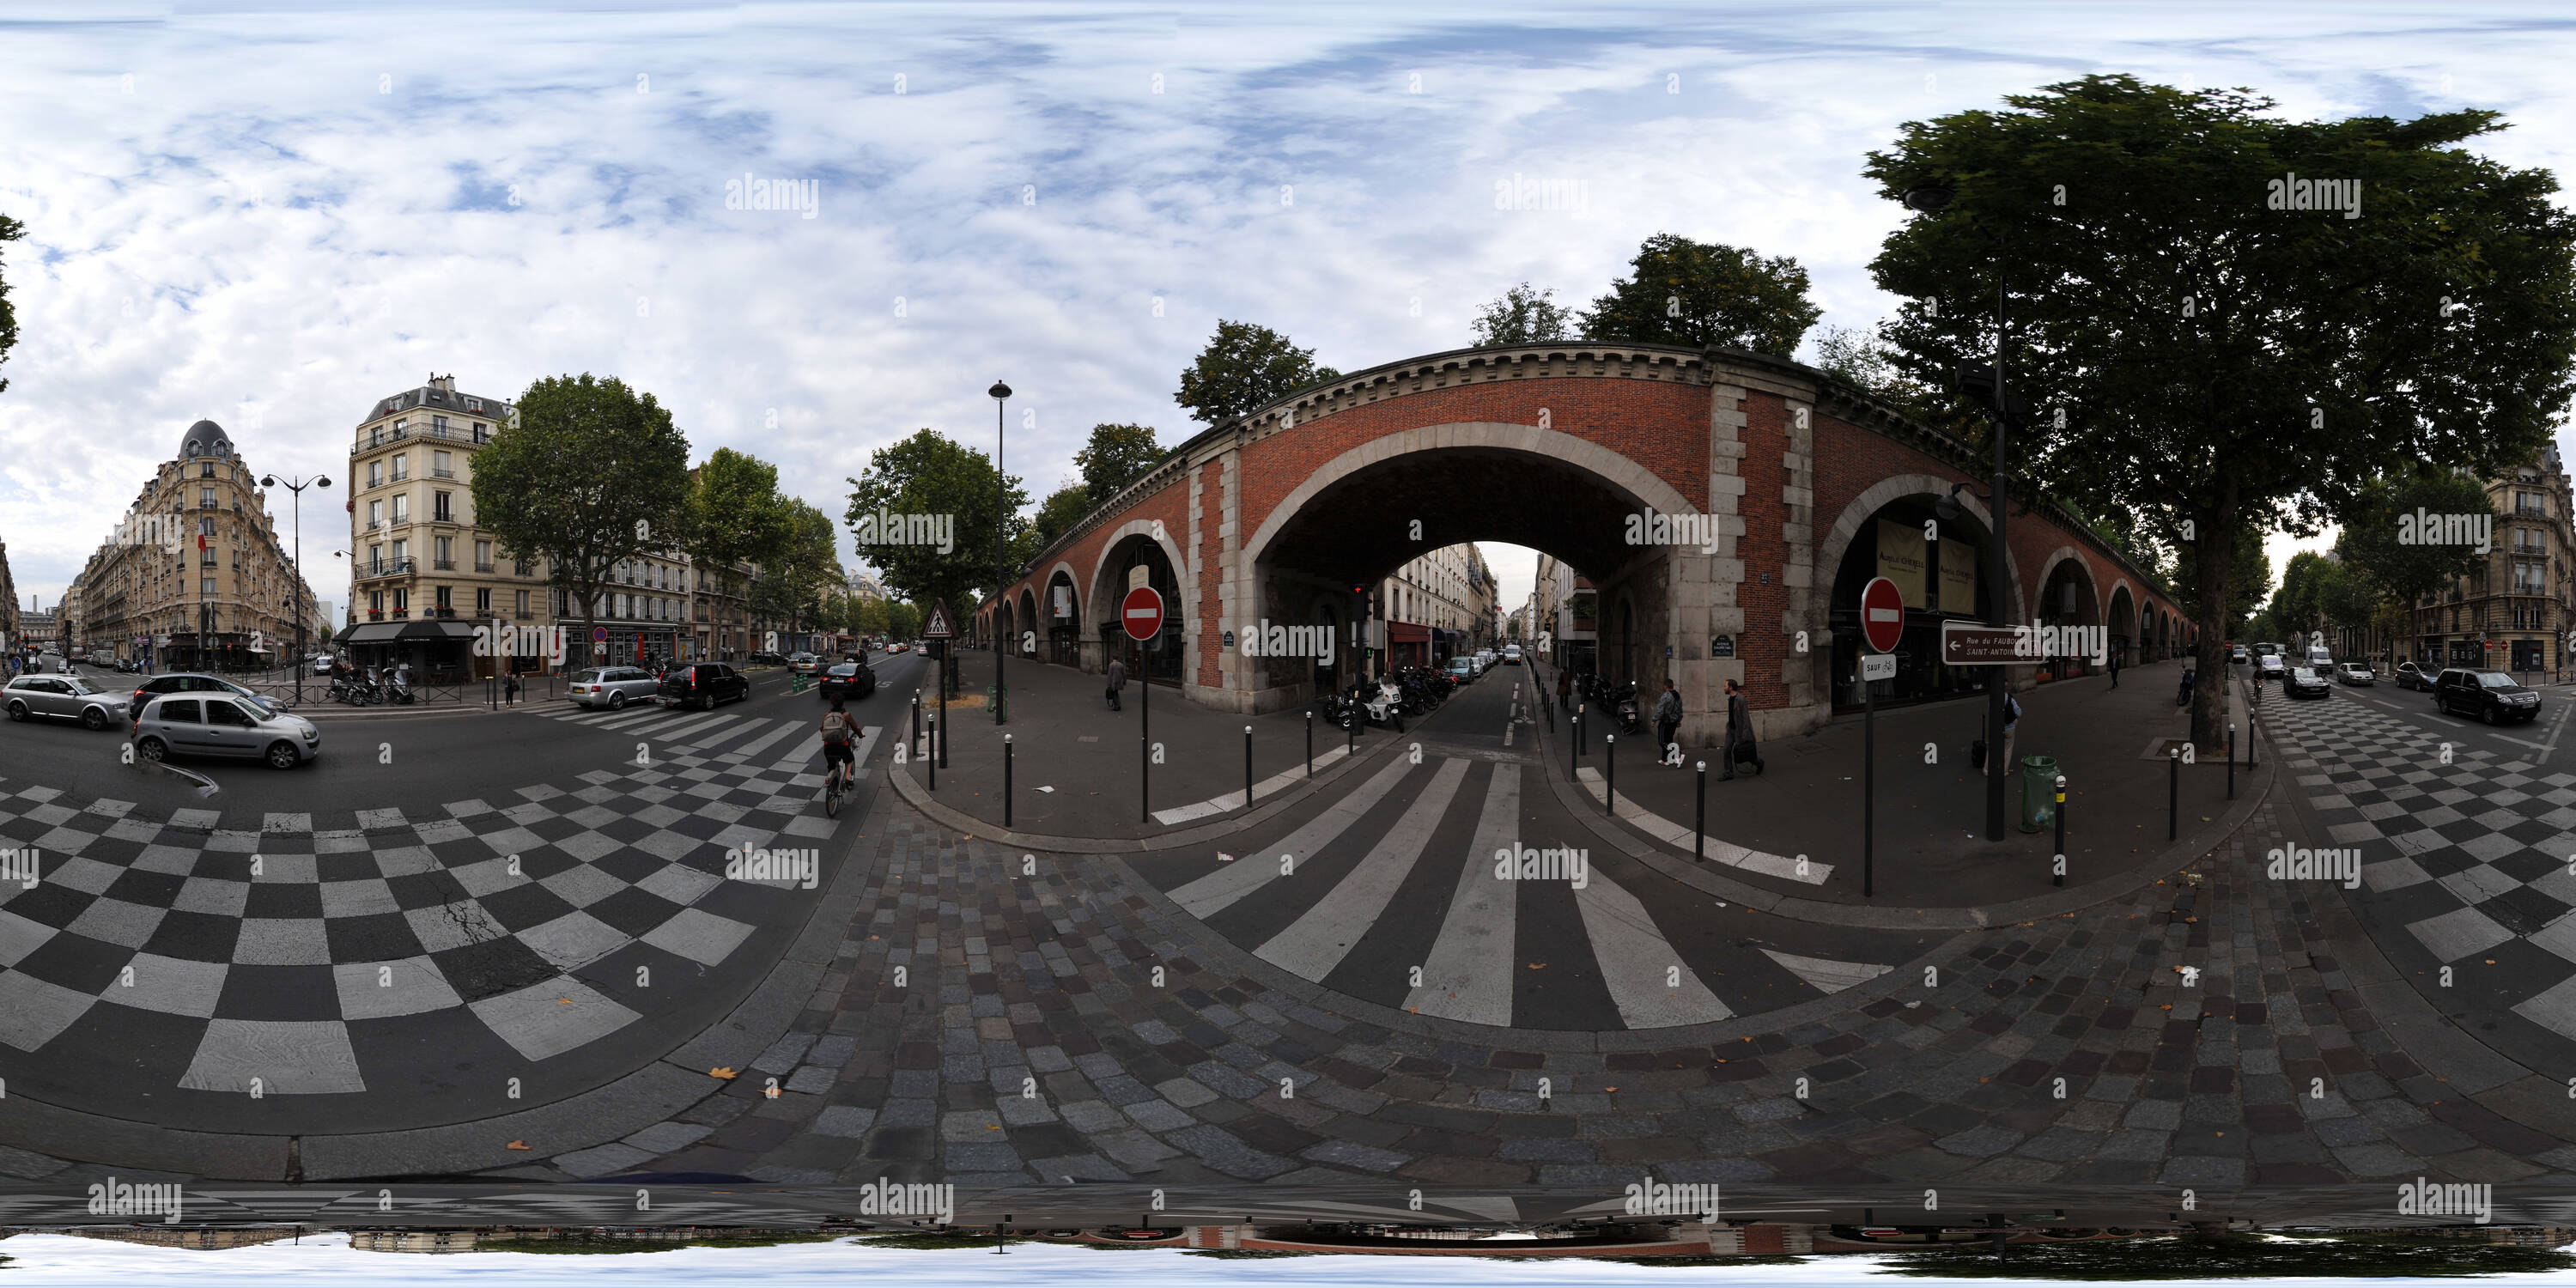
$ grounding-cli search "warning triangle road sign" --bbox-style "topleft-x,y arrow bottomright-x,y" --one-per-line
920,598 -> 956,639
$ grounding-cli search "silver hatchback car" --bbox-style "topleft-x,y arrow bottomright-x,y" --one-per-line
133,692 -> 321,769
569,665 -> 660,710
3,674 -> 130,731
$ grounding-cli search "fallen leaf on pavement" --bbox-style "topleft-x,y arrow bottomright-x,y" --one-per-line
505,1140 -> 530,1150
709,1067 -> 739,1079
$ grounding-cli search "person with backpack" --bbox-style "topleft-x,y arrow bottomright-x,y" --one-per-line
819,696 -> 857,781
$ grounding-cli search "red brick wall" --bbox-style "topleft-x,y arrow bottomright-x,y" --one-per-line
1738,392 -> 1793,708
1236,380 -> 1709,544
1196,459 -> 1224,686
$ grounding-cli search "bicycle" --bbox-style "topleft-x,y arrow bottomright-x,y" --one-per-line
822,756 -> 850,817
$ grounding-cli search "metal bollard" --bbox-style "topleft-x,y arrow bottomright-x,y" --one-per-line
2167,746 -> 2178,841
928,714 -> 938,791
2227,723 -> 2236,799
1004,734 -> 1013,828
1694,760 -> 1706,862
912,690 -> 921,750
2248,712 -> 2257,769
1575,705 -> 1585,763
1305,710 -> 1313,777
1245,725 -> 1255,813
2053,773 -> 2067,888
1605,732 -> 1616,816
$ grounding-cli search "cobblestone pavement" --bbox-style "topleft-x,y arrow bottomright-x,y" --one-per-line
537,780 -> 2576,1190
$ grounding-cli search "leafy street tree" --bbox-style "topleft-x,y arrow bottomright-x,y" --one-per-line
2272,550 -> 2337,643
1470,283 -> 1574,347
1577,233 -> 1822,355
885,599 -> 921,640
0,209 -> 21,394
683,447 -> 797,627
1175,320 -> 1342,425
2166,519 -> 2271,640
2335,471 -> 2500,614
1075,422 -> 1163,501
1024,482 -> 1092,558
846,429 -> 1026,693
1866,75 -> 2576,751
470,374 -> 692,667
749,497 -> 841,644
852,594 -> 890,638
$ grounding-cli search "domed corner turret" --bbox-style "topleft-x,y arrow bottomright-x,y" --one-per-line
179,418 -> 236,460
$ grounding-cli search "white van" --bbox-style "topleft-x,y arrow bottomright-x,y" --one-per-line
1503,645 -> 1522,665
2306,646 -> 2334,671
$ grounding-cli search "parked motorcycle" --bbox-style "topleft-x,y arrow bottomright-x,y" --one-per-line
1613,679 -> 1643,735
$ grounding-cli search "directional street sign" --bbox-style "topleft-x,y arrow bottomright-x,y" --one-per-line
1121,586 -> 1165,642
1940,620 -> 2027,665
1860,576 -> 1905,653
920,598 -> 955,640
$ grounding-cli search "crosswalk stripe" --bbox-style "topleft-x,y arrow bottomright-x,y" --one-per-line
1572,866 -> 1734,1027
1405,761 -> 1520,1026
1255,758 -> 1471,980
580,706 -> 671,730
1759,948 -> 1893,995
681,717 -> 769,751
726,718 -> 805,763
1170,756 -> 1416,920
647,712 -> 733,743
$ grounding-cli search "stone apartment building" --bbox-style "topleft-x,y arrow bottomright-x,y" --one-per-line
2406,447 -> 2576,675
1531,550 -> 1595,671
1378,543 -> 1496,668
71,420 -> 322,669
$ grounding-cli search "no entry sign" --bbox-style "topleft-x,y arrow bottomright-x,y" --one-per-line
1860,576 -> 1905,653
1121,586 -> 1164,642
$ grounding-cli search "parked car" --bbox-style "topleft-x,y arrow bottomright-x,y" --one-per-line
2392,660 -> 2435,691
131,691 -> 320,769
3,675 -> 131,730
749,650 -> 786,665
2284,665 -> 2332,698
658,661 -> 750,711
817,660 -> 877,701
569,665 -> 661,710
131,671 -> 284,718
2433,668 -> 2542,724
884,642 -> 908,654
1443,656 -> 1477,684
788,652 -> 823,676
2335,662 -> 2376,685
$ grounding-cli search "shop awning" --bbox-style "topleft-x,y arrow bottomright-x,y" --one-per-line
341,623 -> 404,644
1388,623 -> 1431,643
396,620 -> 479,641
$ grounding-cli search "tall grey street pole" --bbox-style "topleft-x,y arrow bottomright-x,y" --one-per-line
263,471 -> 331,707
990,380 -> 1012,724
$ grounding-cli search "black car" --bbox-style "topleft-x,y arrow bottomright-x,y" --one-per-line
2433,668 -> 2542,724
658,662 -> 750,711
131,671 -> 285,717
817,660 -> 876,701
2392,660 -> 2434,691
2283,665 -> 2331,699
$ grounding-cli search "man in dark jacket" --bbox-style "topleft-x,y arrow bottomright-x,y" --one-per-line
1105,655 -> 1127,712
1653,678 -> 1683,766
1719,677 -> 1763,780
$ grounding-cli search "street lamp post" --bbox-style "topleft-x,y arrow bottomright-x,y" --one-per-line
262,472 -> 331,706
990,379 -> 1012,725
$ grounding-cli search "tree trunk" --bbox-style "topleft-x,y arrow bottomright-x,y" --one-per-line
2189,502 -> 2234,756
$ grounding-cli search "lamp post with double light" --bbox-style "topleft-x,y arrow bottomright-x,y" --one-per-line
990,379 -> 1011,725
262,471 -> 331,706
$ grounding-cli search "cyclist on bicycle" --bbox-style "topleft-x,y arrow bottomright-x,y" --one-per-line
819,696 -> 856,784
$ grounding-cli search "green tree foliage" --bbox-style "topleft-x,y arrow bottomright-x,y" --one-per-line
2336,471 -> 2500,608
470,374 -> 691,662
1577,233 -> 1822,355
884,599 -> 922,639
1026,482 -> 1093,557
1471,282 -> 1574,346
1175,320 -> 1342,424
1866,75 -> 2576,750
2166,520 -> 2272,638
2271,550 -> 2336,641
749,497 -> 840,636
1075,422 -> 1163,501
0,209 -> 21,394
683,447 -> 797,607
847,431 -> 1025,688
853,594 -> 890,637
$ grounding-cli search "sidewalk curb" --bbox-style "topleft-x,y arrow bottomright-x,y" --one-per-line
0,737 -> 890,1182
886,728 -> 1399,853
1525,672 -> 2282,932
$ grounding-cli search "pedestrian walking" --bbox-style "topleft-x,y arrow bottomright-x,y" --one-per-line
1653,677 -> 1683,766
2108,642 -> 2121,689
1556,665 -> 1572,713
2001,688 -> 2023,769
1719,677 -> 1765,779
1105,655 -> 1127,712
504,671 -> 522,707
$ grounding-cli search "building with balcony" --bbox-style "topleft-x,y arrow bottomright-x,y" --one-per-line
1376,544 -> 1494,669
1532,551 -> 1595,671
341,374 -> 554,678
69,420 -> 323,671
2407,447 -> 2576,676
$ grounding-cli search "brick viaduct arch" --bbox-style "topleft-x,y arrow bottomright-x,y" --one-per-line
987,343 -> 2194,743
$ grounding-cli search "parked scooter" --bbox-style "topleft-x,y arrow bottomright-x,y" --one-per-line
1613,679 -> 1643,735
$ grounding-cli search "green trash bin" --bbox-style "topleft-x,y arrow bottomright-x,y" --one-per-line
2018,754 -> 2059,833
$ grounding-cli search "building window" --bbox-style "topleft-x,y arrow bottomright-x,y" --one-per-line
515,589 -> 529,617
199,577 -> 216,596
392,588 -> 408,612
392,494 -> 409,523
2517,561 -> 2546,594
434,450 -> 453,478
392,538 -> 409,562
434,491 -> 453,523
474,539 -> 492,572
615,593 -> 629,618
391,453 -> 410,482
367,461 -> 383,489
432,415 -> 448,436
474,422 -> 489,443
2519,491 -> 2545,517
369,590 -> 384,613
367,499 -> 383,529
436,585 -> 453,610
475,587 -> 493,616
434,536 -> 453,570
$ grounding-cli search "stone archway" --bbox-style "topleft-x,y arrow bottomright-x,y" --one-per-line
2032,546 -> 2101,678
1043,564 -> 1081,665
1090,522 -> 1189,685
2105,582 -> 2138,665
1812,476 -> 2027,722
1016,587 -> 1040,658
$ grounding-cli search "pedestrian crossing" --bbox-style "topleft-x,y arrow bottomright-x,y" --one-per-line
1143,753 -> 1893,1032
530,702 -> 875,771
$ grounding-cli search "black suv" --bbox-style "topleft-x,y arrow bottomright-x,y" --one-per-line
658,662 -> 750,711
2433,667 -> 2542,724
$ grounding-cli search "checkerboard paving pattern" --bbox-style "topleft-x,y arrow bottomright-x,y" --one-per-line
0,720 -> 875,1104
2260,692 -> 2576,1040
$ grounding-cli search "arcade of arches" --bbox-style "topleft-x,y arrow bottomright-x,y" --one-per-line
979,343 -> 2194,746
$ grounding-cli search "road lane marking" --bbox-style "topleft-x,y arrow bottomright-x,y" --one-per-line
1169,755 -> 1414,920
1573,867 -> 1734,1027
1405,762 -> 1521,1026
1254,758 -> 1470,980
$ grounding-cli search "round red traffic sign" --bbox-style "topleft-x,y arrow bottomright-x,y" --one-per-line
1121,586 -> 1165,642
1860,576 -> 1905,653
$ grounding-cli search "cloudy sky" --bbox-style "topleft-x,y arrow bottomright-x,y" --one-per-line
2,1 -> 2573,623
